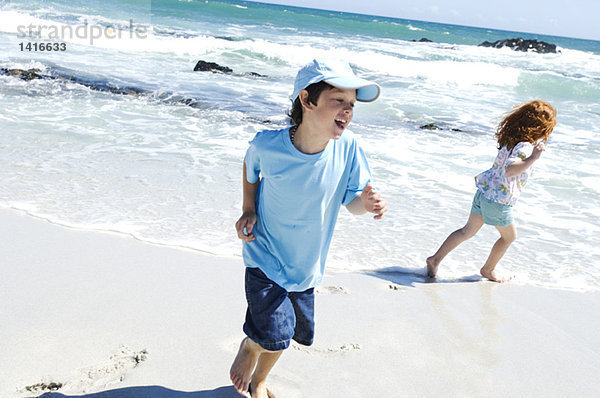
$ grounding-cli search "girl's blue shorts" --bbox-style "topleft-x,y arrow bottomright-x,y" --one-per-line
470,190 -> 514,227
243,266 -> 314,351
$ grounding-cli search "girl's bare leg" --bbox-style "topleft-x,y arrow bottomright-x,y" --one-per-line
427,213 -> 484,277
480,223 -> 517,282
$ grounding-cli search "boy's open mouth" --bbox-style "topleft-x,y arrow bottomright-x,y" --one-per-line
335,118 -> 347,129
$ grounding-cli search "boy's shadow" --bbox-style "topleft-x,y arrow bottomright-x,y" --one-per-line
39,385 -> 239,398
366,266 -> 482,287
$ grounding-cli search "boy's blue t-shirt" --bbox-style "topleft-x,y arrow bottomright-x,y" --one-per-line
243,127 -> 371,292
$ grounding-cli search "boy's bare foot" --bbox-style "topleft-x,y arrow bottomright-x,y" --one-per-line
249,382 -> 275,398
426,256 -> 439,278
230,337 -> 260,395
480,268 -> 506,283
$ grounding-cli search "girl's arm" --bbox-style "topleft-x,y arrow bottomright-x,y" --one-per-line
505,141 -> 546,178
235,162 -> 260,242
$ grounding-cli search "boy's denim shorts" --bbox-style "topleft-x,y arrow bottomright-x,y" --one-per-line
243,266 -> 315,351
470,190 -> 514,227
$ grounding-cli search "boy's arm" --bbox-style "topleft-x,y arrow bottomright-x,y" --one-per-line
505,141 -> 545,178
346,183 -> 388,219
235,162 -> 260,242
346,195 -> 367,215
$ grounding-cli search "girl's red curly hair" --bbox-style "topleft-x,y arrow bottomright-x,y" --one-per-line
496,100 -> 557,150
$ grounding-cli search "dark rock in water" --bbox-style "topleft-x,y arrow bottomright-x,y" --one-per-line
411,38 -> 433,42
478,38 -> 557,54
167,95 -> 201,108
52,71 -> 149,97
214,36 -> 237,41
244,116 -> 274,125
420,123 -> 442,130
193,60 -> 233,73
1,66 -> 203,108
193,60 -> 266,77
0,68 -> 43,80
119,87 -> 145,95
245,71 -> 266,78
3,65 -> 276,126
420,123 -> 464,132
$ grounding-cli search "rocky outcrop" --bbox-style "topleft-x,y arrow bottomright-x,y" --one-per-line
478,38 -> 558,54
1,65 -> 274,124
420,123 -> 463,132
1,68 -> 43,80
193,60 -> 265,77
411,38 -> 433,42
193,60 -> 233,73
0,67 -> 201,107
420,123 -> 441,130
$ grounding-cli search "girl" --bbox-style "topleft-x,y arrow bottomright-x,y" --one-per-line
427,100 -> 557,282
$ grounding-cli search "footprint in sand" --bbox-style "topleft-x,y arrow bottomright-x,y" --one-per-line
315,285 -> 349,294
291,341 -> 361,356
79,345 -> 148,385
20,345 -> 148,395
21,381 -> 63,395
388,283 -> 406,291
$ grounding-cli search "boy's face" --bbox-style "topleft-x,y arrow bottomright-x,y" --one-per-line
302,87 -> 356,140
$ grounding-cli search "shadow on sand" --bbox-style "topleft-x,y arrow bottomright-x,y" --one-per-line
366,266 -> 483,287
38,385 -> 240,398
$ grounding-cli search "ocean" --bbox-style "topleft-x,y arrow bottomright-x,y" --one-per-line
1,0 -> 599,292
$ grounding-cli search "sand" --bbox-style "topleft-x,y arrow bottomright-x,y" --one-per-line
1,208 -> 599,397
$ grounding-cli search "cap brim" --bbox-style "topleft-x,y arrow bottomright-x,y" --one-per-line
324,76 -> 381,102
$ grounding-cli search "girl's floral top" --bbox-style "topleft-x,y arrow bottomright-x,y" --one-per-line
474,141 -> 534,206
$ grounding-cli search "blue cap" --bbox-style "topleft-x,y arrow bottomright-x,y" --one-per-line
291,58 -> 381,103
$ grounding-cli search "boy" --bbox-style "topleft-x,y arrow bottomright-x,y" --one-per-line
230,58 -> 387,398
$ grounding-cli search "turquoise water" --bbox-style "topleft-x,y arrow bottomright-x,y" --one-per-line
1,0 -> 599,291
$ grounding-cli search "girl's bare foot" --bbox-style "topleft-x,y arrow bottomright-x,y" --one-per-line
426,256 -> 439,278
230,337 -> 260,395
480,267 -> 506,283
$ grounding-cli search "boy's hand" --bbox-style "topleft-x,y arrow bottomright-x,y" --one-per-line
235,211 -> 257,242
361,183 -> 388,220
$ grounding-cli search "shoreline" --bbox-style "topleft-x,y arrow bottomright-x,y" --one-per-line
1,207 -> 599,397
0,204 -> 228,257
1,205 -> 595,294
